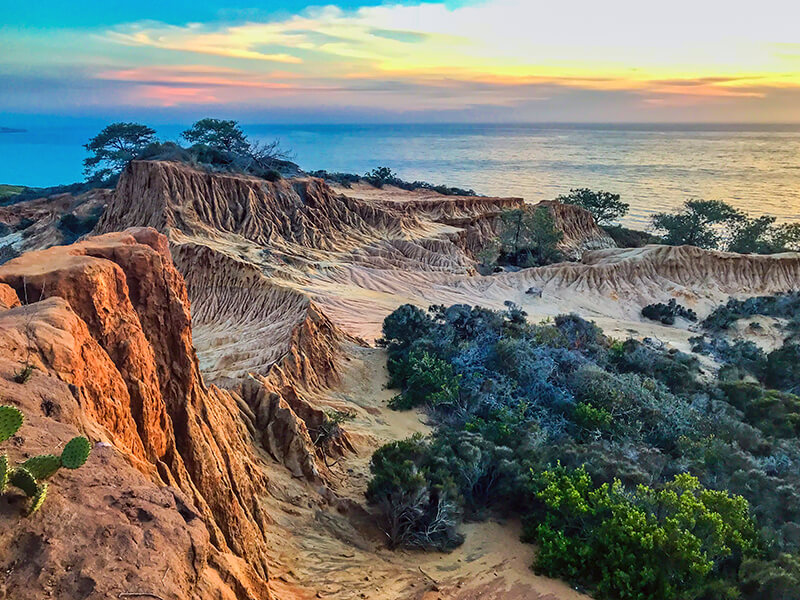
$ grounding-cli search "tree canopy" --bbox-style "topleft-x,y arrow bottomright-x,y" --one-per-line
651,200 -> 746,249
83,122 -> 156,182
652,199 -> 800,253
494,206 -> 564,267
181,118 -> 250,154
556,188 -> 629,225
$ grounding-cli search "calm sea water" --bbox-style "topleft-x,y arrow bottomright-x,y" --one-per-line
2,123 -> 799,227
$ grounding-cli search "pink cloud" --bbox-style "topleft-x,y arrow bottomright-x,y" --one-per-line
136,85 -> 220,106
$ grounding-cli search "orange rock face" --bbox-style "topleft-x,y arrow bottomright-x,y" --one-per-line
0,282 -> 20,309
96,161 -> 363,480
0,229 -> 274,599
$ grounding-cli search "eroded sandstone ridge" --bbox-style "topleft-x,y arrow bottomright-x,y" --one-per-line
4,160 -> 799,599
95,161 -> 613,361
0,230 -> 273,599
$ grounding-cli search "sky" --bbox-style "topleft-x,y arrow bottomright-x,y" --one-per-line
2,0 -> 800,123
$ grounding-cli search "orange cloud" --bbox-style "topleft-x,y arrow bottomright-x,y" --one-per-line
85,0 -> 800,116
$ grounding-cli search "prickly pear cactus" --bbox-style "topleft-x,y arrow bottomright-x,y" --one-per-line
28,482 -> 48,515
9,467 -> 37,497
0,454 -> 7,493
61,437 -> 91,469
23,454 -> 61,480
0,405 -> 23,443
0,405 -> 91,515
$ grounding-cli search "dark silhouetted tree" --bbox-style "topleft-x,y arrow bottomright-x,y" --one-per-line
557,188 -> 629,225
182,118 -> 250,154
83,122 -> 156,181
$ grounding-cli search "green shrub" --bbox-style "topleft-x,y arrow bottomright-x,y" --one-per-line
641,298 -> 698,325
524,466 -> 758,600
574,402 -> 613,432
720,381 -> 800,439
307,170 -> 361,187
0,184 -> 25,202
362,166 -> 476,195
739,553 -> 800,600
495,206 -> 564,267
309,410 -> 353,454
388,349 -> 460,410
57,208 -> 103,244
765,343 -> 800,393
603,224 -> 659,248
702,291 -> 800,332
366,435 -> 463,550
465,403 -> 532,448
611,338 -> 702,394
379,303 -> 433,350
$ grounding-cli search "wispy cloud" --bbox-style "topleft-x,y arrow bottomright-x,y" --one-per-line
2,0 -> 800,120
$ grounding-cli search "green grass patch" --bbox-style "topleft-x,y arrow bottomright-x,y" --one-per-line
0,185 -> 25,201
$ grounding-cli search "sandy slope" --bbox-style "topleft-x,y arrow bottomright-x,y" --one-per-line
264,345 -> 592,600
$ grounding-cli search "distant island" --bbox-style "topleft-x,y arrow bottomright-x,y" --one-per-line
0,127 -> 26,134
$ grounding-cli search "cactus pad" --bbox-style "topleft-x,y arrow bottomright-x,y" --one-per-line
23,454 -> 61,480
28,482 -> 48,515
9,467 -> 37,497
0,454 -> 7,493
0,405 -> 23,443
61,437 -> 91,469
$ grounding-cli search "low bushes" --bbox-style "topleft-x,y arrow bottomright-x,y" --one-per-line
57,207 -> 103,244
720,381 -> 800,439
702,291 -> 800,333
641,298 -> 698,325
311,166 -> 477,196
603,224 -> 659,248
366,435 -> 463,550
523,466 -> 757,600
387,349 -> 460,410
368,302 -> 800,599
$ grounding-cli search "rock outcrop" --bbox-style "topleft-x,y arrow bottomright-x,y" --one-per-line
97,161 -> 421,252
0,188 -> 111,262
0,229 -> 274,599
536,200 -> 615,258
95,162 -> 528,480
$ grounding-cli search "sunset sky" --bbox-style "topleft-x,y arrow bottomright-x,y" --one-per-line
3,0 -> 800,123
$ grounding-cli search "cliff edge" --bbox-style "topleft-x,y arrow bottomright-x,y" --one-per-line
0,229 -> 275,599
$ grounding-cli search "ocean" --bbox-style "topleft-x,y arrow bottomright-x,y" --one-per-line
2,122 -> 799,228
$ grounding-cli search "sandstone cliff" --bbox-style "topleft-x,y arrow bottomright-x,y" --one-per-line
0,230 -> 274,599
95,163 -> 366,480
94,162 -> 534,481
